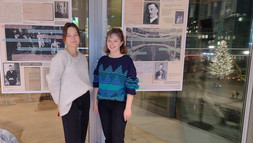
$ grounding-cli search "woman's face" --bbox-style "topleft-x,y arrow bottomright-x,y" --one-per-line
106,34 -> 123,54
65,27 -> 80,49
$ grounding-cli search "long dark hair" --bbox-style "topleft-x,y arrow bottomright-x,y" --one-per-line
62,22 -> 80,43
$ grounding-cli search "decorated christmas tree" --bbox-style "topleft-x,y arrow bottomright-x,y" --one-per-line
209,40 -> 234,83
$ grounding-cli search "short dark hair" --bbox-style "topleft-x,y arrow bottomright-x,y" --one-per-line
148,3 -> 158,10
104,28 -> 128,55
62,22 -> 80,43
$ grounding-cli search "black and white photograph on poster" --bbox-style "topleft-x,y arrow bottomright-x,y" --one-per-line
3,63 -> 21,86
143,2 -> 160,25
5,25 -> 64,61
123,0 -> 188,91
175,11 -> 184,24
55,1 -> 69,18
154,62 -> 168,81
126,27 -> 181,61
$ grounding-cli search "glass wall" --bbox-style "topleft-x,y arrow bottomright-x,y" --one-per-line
107,0 -> 252,142
0,0 -> 252,143
0,0 -> 89,143
107,0 -> 122,29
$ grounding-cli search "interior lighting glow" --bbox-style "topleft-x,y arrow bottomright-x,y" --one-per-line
202,52 -> 215,55
243,51 -> 249,54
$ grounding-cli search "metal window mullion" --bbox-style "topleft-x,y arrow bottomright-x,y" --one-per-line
88,0 -> 107,142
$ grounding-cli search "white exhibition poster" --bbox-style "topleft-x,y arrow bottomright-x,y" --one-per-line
123,0 -> 189,91
0,0 -> 71,93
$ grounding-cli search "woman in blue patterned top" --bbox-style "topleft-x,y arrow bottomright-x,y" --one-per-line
93,28 -> 139,143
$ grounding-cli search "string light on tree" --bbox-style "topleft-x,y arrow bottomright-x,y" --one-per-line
209,40 -> 234,83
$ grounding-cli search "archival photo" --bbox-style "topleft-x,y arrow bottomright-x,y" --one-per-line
143,2 -> 160,25
3,63 -> 21,86
154,62 -> 168,81
55,1 -> 69,18
126,27 -> 181,61
5,25 -> 64,61
175,11 -> 184,24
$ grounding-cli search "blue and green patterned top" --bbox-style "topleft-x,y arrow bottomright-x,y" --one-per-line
93,55 -> 139,102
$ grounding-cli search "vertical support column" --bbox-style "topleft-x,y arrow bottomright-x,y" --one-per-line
242,18 -> 253,143
242,48 -> 253,143
89,0 -> 107,142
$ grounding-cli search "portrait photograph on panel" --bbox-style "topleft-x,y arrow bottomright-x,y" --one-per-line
55,1 -> 69,18
175,11 -> 184,24
3,63 -> 21,86
154,62 -> 168,81
143,2 -> 160,25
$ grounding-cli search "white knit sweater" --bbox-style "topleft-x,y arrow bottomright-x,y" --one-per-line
46,50 -> 92,116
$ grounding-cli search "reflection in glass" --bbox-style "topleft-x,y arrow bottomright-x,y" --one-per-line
107,0 -> 252,142
107,0 -> 122,30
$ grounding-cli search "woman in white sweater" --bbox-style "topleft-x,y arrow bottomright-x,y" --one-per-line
46,22 -> 92,143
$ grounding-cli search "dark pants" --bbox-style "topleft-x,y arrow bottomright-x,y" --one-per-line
98,100 -> 127,143
62,91 -> 90,143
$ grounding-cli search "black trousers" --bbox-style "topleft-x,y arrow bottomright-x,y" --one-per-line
98,100 -> 127,143
62,91 -> 90,143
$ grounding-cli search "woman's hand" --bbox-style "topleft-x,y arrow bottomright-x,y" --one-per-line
93,102 -> 98,115
124,94 -> 134,121
57,105 -> 60,117
93,88 -> 99,115
124,107 -> 131,121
